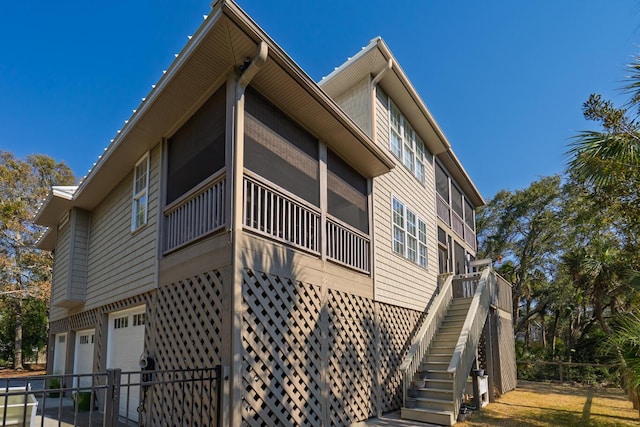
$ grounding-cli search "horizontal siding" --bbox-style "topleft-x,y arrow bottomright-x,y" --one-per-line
50,221 -> 71,321
372,88 -> 439,311
333,77 -> 371,136
69,209 -> 90,301
85,144 -> 160,309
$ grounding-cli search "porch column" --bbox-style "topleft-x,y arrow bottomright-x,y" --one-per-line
226,42 -> 268,427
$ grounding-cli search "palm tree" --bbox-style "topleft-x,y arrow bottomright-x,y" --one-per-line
568,57 -> 640,188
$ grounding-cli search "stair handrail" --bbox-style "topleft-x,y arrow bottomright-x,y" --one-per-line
400,273 -> 455,407
447,267 -> 494,421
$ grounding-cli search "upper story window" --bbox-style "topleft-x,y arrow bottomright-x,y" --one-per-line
132,153 -> 149,231
389,101 -> 427,183
392,197 -> 427,268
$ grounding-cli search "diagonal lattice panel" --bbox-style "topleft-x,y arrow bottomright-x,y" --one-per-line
326,289 -> 377,425
146,270 -> 223,427
376,301 -> 422,412
242,269 -> 324,427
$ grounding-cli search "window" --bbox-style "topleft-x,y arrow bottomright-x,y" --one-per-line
388,101 -> 428,183
132,153 -> 149,231
133,313 -> 145,327
114,316 -> 128,329
79,335 -> 90,344
392,197 -> 428,268
58,335 -> 65,343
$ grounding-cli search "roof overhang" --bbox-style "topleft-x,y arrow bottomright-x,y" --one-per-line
33,186 -> 77,228
320,38 -> 484,207
39,0 -> 392,222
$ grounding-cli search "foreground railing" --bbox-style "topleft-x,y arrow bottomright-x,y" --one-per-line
447,267 -> 493,422
326,217 -> 370,273
495,273 -> 513,313
164,171 -> 226,253
0,367 -> 221,427
400,274 -> 454,407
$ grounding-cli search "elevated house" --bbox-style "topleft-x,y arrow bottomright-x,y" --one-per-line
34,1 -> 516,425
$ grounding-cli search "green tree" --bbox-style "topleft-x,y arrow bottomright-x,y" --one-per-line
477,176 -> 565,336
0,151 -> 74,369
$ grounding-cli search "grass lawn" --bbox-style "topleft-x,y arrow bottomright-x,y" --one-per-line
459,380 -> 639,427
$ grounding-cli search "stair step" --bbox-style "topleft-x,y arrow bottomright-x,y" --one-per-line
421,361 -> 449,371
412,396 -> 456,412
424,353 -> 452,363
401,407 -> 455,426
422,369 -> 452,380
413,387 -> 454,400
425,378 -> 454,390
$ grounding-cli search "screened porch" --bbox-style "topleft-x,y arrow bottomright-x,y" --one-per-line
162,85 -> 372,274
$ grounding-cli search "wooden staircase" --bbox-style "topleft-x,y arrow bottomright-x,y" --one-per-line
401,298 -> 473,425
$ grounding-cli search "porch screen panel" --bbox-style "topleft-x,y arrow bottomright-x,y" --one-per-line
436,163 -> 449,202
464,199 -> 475,229
451,184 -> 463,217
327,149 -> 368,233
167,87 -> 226,204
244,88 -> 319,206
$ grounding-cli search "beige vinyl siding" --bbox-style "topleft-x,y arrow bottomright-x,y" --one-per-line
50,221 -> 71,321
85,144 -> 160,309
333,77 -> 372,136
372,88 -> 439,311
68,209 -> 90,301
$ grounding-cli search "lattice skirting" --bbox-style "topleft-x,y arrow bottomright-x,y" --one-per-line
242,269 -> 422,426
144,269 -> 225,427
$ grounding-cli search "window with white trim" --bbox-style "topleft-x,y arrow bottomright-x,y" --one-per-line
392,197 -> 428,268
132,153 -> 150,231
388,101 -> 427,183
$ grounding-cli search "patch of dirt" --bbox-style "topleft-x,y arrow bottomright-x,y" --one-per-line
0,369 -> 46,378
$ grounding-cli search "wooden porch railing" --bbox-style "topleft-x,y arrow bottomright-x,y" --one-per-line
326,217 -> 370,273
448,267 -> 493,422
164,171 -> 226,253
400,274 -> 455,407
243,176 -> 321,254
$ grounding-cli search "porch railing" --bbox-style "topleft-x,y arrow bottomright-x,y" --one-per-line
243,176 -> 320,254
447,268 -> 493,422
243,176 -> 372,273
326,217 -> 370,273
164,171 -> 226,253
400,273 -> 454,407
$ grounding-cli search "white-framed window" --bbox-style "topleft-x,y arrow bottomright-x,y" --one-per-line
114,316 -> 129,329
132,153 -> 150,231
392,197 -> 428,268
388,101 -> 428,183
133,313 -> 145,327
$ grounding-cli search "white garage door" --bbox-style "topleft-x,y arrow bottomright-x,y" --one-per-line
107,306 -> 146,422
73,329 -> 95,389
52,333 -> 67,375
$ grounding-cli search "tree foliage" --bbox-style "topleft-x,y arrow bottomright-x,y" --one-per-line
0,151 -> 74,368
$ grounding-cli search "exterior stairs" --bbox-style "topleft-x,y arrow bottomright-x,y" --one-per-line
401,297 -> 473,425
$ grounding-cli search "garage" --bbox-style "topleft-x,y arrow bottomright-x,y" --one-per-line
107,306 -> 146,421
73,329 -> 95,389
52,333 -> 67,375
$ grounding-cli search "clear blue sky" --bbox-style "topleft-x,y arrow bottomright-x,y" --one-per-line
2,1 -> 639,198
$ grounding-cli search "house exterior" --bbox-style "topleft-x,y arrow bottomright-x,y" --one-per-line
34,1 -> 516,425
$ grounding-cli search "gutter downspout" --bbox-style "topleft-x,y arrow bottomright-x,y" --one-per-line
228,41 -> 268,427
370,58 -> 393,139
